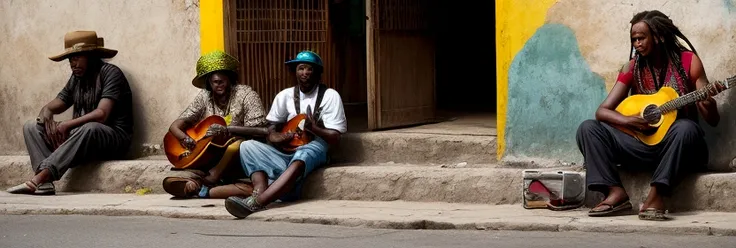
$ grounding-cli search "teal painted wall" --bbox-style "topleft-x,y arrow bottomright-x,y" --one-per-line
505,24 -> 607,162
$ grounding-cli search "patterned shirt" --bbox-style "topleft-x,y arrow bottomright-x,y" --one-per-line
178,84 -> 268,127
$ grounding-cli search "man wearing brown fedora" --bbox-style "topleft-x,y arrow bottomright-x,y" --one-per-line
6,31 -> 134,195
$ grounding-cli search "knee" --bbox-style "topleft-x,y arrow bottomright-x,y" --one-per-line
78,122 -> 106,133
669,120 -> 703,143
293,145 -> 327,166
576,120 -> 602,139
295,142 -> 328,158
239,140 -> 262,155
23,120 -> 38,133
289,160 -> 306,170
239,140 -> 258,150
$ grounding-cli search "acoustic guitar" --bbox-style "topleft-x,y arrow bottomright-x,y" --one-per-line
614,75 -> 736,146
278,113 -> 314,152
163,115 -> 238,169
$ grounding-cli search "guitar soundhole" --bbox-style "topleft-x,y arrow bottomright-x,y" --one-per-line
642,104 -> 661,124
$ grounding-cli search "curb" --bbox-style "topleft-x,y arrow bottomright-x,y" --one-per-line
2,195 -> 734,237
3,207 -> 734,236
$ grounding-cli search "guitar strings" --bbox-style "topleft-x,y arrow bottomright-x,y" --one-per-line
643,82 -> 719,121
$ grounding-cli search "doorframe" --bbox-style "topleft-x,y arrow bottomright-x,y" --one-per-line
365,0 -> 379,130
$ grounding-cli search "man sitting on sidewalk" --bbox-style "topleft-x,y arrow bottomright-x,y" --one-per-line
7,31 -> 134,195
224,50 -> 347,218
162,50 -> 269,199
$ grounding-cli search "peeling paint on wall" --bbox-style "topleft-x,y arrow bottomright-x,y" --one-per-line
506,24 -> 606,162
495,0 -> 559,160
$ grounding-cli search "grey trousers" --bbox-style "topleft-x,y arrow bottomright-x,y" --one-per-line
576,119 -> 708,196
23,120 -> 131,181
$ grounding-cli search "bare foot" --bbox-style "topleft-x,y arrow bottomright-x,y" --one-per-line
640,186 -> 665,211
592,186 -> 630,212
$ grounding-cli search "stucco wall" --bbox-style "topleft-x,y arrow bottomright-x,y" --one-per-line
0,0 -> 201,157
498,0 -> 736,171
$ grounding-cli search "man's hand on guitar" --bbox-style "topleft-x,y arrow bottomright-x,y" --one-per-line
706,81 -> 726,97
204,123 -> 229,139
625,116 -> 654,132
268,131 -> 294,145
178,136 -> 196,160
304,111 -> 315,132
179,136 -> 196,150
695,82 -> 721,109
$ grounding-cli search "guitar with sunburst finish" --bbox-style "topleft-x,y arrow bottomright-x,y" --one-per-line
613,75 -> 736,146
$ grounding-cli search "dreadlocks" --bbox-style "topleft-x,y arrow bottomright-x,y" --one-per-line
71,56 -> 103,119
629,10 -> 698,94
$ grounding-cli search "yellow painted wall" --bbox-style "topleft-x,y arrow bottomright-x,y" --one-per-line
495,0 -> 558,160
199,0 -> 224,55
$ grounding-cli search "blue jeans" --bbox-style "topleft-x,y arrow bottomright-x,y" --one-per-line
239,137 -> 329,201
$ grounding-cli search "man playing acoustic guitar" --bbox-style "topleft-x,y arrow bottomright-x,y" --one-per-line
576,10 -> 725,220
224,50 -> 347,218
162,50 -> 269,199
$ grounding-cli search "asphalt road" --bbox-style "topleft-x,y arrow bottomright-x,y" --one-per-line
0,215 -> 734,248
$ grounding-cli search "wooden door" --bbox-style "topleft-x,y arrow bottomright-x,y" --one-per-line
366,0 -> 437,130
225,0 -> 338,111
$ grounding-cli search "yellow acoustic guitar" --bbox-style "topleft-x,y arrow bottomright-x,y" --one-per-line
614,76 -> 736,146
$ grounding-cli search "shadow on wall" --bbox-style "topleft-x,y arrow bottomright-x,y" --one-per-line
505,23 -> 607,163
119,66 -> 150,159
701,89 -> 736,172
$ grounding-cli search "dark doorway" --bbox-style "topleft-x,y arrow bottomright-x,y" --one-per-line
435,1 -> 497,113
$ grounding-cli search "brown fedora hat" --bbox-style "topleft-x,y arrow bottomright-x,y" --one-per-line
48,31 -> 118,62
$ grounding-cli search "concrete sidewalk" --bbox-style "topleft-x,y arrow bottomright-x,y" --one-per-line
1,192 -> 735,236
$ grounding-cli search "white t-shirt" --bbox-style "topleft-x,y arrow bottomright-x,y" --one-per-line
266,86 -> 347,133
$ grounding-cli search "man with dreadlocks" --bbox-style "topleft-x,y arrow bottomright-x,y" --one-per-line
7,31 -> 133,195
576,10 -> 723,220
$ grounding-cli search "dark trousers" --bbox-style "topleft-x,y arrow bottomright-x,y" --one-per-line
575,119 -> 708,196
23,120 -> 131,181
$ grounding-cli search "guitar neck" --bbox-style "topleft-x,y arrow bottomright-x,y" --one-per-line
658,75 -> 736,113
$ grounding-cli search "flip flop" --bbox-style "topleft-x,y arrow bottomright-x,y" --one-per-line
6,181 -> 38,195
588,199 -> 633,217
547,201 -> 584,211
638,208 -> 672,221
35,182 -> 56,195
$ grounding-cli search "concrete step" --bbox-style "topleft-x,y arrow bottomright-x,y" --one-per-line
330,132 -> 497,164
303,164 -> 736,212
0,156 -> 170,194
301,165 -> 526,205
139,132 -> 498,165
1,156 -> 734,212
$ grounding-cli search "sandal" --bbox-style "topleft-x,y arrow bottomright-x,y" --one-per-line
163,177 -> 205,198
6,181 -> 38,195
547,201 -> 584,211
638,208 -> 672,221
588,199 -> 633,217
35,182 -> 56,195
